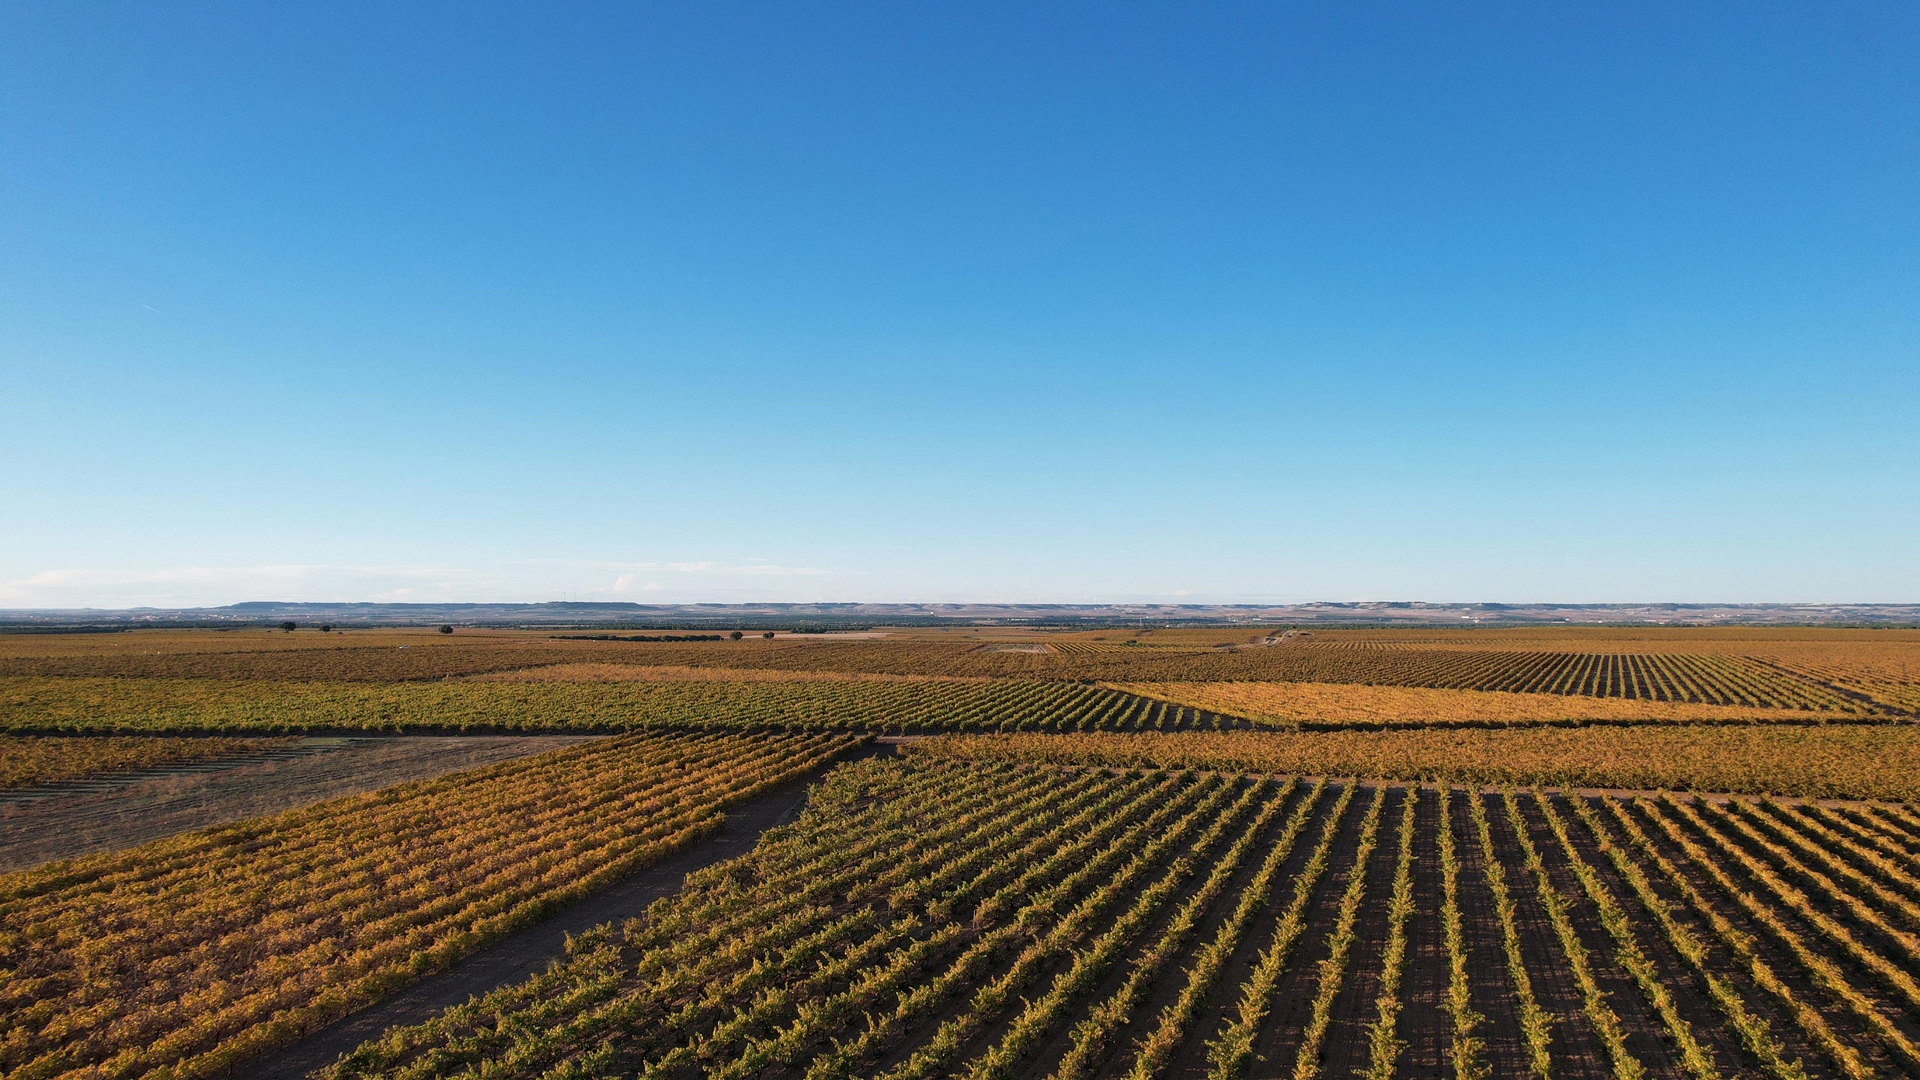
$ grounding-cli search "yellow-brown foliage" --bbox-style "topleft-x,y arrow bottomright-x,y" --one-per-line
1110,680 -> 1793,726
909,727 -> 1920,800
0,735 -> 286,789
3,628 -> 1912,712
0,731 -> 861,1079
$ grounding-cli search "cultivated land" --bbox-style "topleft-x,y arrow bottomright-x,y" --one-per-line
0,734 -> 594,871
0,733 -> 287,789
1,624 -> 1917,1079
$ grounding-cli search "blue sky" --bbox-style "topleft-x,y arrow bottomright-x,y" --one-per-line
3,2 -> 1916,607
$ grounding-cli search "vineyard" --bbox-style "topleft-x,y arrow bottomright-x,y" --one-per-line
0,731 -> 861,1079
0,735 -> 593,873
2,628 -> 1914,714
1104,680 -> 1814,727
0,734 -> 286,789
909,729 -> 1920,801
3,626 -> 1919,1079
318,757 -> 1920,1080
1241,648 -> 1868,710
0,676 -> 1247,735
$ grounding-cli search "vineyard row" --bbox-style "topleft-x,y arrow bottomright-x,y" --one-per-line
0,677 -> 1251,736
0,730 -> 863,1080
313,758 -> 1920,1080
0,734 -> 287,790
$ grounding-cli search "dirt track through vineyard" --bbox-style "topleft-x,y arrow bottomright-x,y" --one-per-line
252,740 -> 899,1080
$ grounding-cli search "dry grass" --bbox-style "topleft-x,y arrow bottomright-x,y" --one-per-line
1110,680 -> 1794,726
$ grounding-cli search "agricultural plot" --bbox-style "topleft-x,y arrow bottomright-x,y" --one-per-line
911,728 -> 1920,801
0,676 -> 1244,735
321,757 -> 1920,1080
1211,649 -> 1866,711
0,733 -> 287,789
1106,680 -> 1812,728
0,734 -> 594,871
0,730 -> 861,1079
5,626 -> 1919,1080
6,629 -> 1913,716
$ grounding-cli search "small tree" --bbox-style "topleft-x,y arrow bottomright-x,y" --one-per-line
319,624 -> 333,633
279,621 -> 297,632
729,630 -> 744,641
439,624 -> 454,635
762,631 -> 774,639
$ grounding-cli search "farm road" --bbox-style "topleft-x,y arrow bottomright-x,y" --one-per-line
253,738 -> 897,1080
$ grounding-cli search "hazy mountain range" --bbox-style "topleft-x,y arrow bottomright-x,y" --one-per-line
2,601 -> 1915,630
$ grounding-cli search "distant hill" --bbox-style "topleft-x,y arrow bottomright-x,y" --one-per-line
1,600 -> 1915,630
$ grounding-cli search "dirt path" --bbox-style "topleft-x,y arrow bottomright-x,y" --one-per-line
251,740 -> 895,1080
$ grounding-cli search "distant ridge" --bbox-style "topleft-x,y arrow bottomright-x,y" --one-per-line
1,601 -> 1915,630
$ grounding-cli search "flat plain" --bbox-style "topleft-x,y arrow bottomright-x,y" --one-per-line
1,624 -> 1917,1079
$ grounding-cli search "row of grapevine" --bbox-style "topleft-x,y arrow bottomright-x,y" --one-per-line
0,730 -> 863,1079
1236,649 -> 1864,710
306,755 -> 1920,1080
914,728 -> 1920,801
1286,784 -> 1388,1080
1628,796 -> 1920,1073
0,734 -> 286,789
0,675 -> 1250,735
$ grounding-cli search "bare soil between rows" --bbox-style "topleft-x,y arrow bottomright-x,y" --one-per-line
249,740 -> 896,1080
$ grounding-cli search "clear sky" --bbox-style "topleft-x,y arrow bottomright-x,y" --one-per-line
3,2 -> 1916,607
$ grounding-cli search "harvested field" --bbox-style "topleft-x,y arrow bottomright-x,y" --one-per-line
319,757 -> 1920,1080
0,734 -> 593,871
